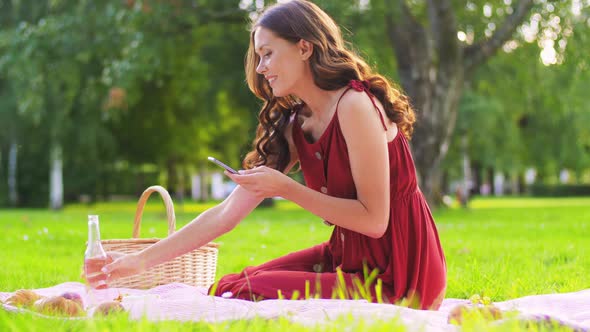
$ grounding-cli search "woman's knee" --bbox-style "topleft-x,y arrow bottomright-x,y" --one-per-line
211,273 -> 240,295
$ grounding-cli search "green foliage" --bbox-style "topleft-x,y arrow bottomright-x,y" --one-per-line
0,1 -> 130,206
445,18 -> 590,181
0,0 -> 257,204
1,0 -> 590,206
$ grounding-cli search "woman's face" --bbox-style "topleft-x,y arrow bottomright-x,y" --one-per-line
253,27 -> 309,97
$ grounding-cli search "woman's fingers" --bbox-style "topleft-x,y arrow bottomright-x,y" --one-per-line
83,256 -> 109,282
106,251 -> 124,261
85,268 -> 109,289
101,260 -> 117,275
226,172 -> 252,185
237,168 -> 260,174
229,167 -> 266,176
224,167 -> 273,199
80,252 -> 129,288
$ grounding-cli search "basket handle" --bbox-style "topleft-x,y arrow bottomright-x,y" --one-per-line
132,185 -> 176,238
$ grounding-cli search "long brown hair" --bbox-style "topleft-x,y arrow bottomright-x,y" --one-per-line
243,0 -> 415,172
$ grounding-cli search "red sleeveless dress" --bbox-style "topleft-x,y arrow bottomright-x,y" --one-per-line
212,80 -> 447,309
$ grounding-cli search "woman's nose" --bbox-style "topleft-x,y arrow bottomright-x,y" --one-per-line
256,59 -> 266,74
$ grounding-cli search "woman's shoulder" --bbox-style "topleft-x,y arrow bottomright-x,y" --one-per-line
336,87 -> 382,122
336,83 -> 390,142
338,88 -> 373,110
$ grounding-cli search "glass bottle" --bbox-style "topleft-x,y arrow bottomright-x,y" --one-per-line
84,215 -> 108,289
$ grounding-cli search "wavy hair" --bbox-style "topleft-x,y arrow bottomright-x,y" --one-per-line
243,0 -> 415,172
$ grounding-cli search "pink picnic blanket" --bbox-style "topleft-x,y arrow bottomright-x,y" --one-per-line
2,282 -> 589,331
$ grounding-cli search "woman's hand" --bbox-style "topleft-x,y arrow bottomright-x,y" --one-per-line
225,166 -> 293,199
83,251 -> 124,288
97,252 -> 147,285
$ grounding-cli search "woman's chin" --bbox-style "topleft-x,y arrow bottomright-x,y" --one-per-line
272,89 -> 286,97
270,84 -> 290,97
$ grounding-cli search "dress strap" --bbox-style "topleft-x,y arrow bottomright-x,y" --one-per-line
334,86 -> 352,114
344,79 -> 388,131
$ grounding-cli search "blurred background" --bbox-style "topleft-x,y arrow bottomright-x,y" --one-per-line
0,0 -> 588,209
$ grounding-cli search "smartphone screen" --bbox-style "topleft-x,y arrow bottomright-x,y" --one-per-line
207,156 -> 239,174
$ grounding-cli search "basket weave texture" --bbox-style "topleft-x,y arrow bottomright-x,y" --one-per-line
101,186 -> 218,289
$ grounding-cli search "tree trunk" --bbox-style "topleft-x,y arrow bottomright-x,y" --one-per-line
487,168 -> 495,195
49,143 -> 64,210
510,170 -> 520,195
384,0 -> 534,206
472,161 -> 482,196
385,1 -> 464,206
0,148 -> 3,202
8,141 -> 18,207
176,166 -> 185,207
441,169 -> 449,196
399,62 -> 465,206
136,170 -> 145,196
166,157 -> 177,195
199,164 -> 209,202
191,172 -> 201,200
460,132 -> 471,207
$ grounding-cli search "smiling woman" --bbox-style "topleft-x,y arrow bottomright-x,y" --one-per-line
98,0 -> 446,310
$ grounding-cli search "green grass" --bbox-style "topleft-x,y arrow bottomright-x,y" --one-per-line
1,196 -> 589,331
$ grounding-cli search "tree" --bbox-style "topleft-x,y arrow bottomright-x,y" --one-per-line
0,0 -> 60,207
1,0 -> 255,206
444,16 -> 590,193
357,0 -> 590,204
307,0 -> 582,204
376,0 -> 541,204
103,0 -> 254,196
0,1 -> 125,207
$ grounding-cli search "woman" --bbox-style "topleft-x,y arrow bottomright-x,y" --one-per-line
97,0 -> 446,310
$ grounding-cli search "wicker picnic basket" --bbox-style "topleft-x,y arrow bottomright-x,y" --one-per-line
101,185 -> 218,289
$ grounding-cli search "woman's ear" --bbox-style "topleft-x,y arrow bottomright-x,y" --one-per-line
298,39 -> 313,61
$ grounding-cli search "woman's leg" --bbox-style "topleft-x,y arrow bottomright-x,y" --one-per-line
211,243 -> 333,298
212,242 -> 388,301
220,269 -> 347,301
214,268 -> 388,302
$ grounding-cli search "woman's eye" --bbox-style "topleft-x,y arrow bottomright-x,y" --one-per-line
263,52 -> 271,58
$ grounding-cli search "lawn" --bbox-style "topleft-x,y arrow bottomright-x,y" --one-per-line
0,196 -> 588,331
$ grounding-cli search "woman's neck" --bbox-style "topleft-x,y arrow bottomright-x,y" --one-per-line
295,84 -> 345,120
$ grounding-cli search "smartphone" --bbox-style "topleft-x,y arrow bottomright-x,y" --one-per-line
207,156 -> 239,174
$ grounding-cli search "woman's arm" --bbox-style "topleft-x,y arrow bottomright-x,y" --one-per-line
286,92 -> 390,238
99,186 -> 264,281
230,92 -> 391,238
101,120 -> 300,281
135,185 -> 264,271
138,118 -> 300,270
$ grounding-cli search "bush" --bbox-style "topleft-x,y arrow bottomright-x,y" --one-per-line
528,184 -> 590,197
